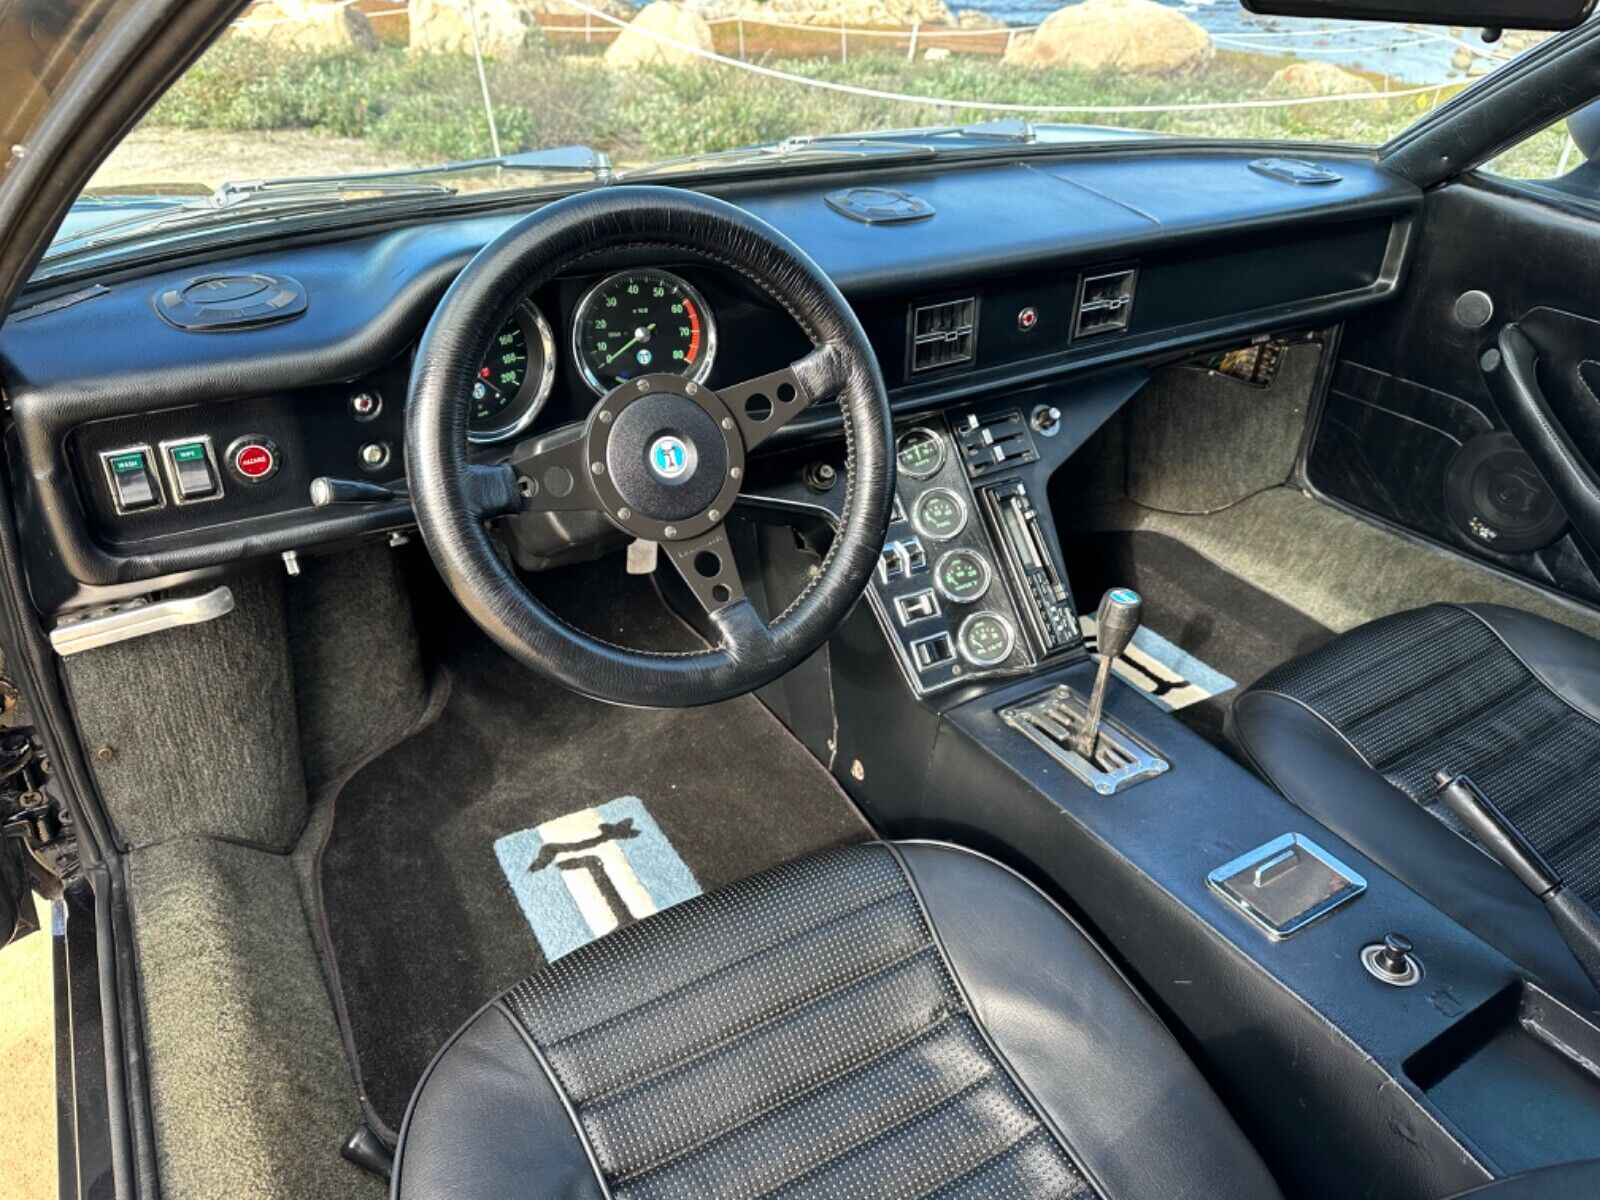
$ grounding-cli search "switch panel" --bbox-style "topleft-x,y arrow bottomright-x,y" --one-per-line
161,437 -> 222,504
864,417 -> 1041,696
100,446 -> 162,514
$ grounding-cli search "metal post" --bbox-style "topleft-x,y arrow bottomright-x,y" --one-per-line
585,11 -> 592,43
907,18 -> 919,62
737,14 -> 745,59
840,11 -> 847,63
464,0 -> 502,158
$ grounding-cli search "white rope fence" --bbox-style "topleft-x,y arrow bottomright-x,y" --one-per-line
228,0 -> 1495,119
521,0 -> 1462,115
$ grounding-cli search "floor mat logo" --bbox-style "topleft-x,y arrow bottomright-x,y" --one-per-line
494,797 -> 701,961
1080,614 -> 1236,712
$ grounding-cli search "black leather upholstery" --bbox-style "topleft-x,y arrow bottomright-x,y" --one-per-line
392,841 -> 1282,1200
1230,603 -> 1600,1008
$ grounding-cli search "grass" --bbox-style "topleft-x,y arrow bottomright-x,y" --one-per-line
144,37 -> 1571,180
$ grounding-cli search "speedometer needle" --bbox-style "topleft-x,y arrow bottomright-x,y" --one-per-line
604,323 -> 656,367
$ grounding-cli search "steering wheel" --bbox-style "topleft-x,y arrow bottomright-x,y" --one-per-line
406,186 -> 895,708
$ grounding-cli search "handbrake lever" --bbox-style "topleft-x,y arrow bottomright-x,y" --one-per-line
1434,770 -> 1600,991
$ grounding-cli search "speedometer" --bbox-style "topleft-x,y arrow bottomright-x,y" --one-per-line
469,300 -> 556,444
572,269 -> 715,395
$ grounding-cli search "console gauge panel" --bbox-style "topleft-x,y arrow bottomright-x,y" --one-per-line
865,415 -> 1075,696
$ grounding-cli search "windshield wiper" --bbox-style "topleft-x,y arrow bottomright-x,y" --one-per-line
620,138 -> 942,180
47,146 -> 616,263
214,144 -> 614,202
618,121 -> 1038,181
46,181 -> 455,259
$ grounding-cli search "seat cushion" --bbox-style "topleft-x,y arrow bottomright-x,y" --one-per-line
1230,602 -> 1600,1008
392,841 -> 1281,1200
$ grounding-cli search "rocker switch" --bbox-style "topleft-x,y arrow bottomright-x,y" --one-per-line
101,447 -> 161,513
164,439 -> 220,502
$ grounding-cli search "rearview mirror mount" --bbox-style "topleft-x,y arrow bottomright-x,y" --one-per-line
1242,0 -> 1596,31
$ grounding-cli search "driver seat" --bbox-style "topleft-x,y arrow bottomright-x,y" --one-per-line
393,841 -> 1281,1199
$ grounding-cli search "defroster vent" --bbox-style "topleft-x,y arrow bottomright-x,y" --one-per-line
909,297 -> 977,374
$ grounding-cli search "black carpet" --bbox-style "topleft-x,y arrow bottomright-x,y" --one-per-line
318,563 -> 870,1136
1064,531 -> 1335,745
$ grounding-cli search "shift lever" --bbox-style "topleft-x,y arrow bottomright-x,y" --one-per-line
1076,588 -> 1142,760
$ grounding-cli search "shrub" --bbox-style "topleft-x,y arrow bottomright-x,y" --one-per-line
146,37 -> 1464,170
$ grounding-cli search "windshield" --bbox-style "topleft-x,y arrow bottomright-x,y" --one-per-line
55,0 -> 1572,259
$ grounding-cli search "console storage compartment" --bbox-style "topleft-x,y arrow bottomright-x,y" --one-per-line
1406,982 -> 1600,1176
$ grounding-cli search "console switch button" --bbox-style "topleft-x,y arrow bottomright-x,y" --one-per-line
911,632 -> 955,672
102,447 -> 161,513
165,440 -> 220,501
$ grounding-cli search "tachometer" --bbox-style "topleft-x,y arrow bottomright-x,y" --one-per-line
469,300 -> 556,444
572,269 -> 715,395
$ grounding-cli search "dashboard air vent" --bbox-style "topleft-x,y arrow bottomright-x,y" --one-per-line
1073,268 -> 1136,340
909,297 -> 977,374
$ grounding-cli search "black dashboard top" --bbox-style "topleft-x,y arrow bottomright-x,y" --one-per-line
0,146 -> 1421,612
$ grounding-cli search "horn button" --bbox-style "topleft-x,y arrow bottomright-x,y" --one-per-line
603,391 -> 730,523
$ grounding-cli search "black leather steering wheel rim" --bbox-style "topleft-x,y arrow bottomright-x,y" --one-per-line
406,186 -> 894,707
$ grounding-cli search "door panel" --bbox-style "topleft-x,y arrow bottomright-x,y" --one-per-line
1307,179 -> 1600,606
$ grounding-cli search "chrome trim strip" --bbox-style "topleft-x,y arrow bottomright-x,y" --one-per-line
50,586 -> 234,656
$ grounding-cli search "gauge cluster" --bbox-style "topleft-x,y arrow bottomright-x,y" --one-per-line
467,265 -> 748,447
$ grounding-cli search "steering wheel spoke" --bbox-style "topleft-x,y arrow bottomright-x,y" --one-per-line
503,423 -> 600,513
662,524 -> 746,616
721,345 -> 843,454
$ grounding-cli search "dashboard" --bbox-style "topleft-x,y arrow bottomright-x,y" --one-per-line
0,147 -> 1423,614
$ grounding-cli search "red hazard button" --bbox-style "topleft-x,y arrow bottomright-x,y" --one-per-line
228,438 -> 278,483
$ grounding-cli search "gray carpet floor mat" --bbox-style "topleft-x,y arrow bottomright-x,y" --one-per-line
1064,531 -> 1334,745
1116,488 -> 1600,641
318,568 -> 870,1137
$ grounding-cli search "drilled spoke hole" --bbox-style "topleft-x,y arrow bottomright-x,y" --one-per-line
712,583 -> 732,603
693,550 -> 723,578
776,381 -> 797,404
743,392 -> 773,422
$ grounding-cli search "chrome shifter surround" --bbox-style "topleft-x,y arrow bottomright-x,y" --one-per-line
1001,685 -> 1169,796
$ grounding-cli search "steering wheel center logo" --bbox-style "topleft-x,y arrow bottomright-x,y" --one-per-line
648,435 -> 691,481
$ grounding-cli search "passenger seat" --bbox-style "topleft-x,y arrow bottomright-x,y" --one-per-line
1229,603 -> 1600,1009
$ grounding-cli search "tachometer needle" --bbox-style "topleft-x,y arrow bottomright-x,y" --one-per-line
604,323 -> 656,367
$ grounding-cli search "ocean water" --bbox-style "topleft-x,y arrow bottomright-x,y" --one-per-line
949,1 -> 1495,83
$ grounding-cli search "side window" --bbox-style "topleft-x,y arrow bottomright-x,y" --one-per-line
1483,100 -> 1600,205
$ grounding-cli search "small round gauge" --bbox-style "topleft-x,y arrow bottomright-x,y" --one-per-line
935,548 -> 991,605
912,487 -> 966,541
896,428 -> 945,479
958,612 -> 1015,667
572,269 -> 716,395
469,301 -> 557,444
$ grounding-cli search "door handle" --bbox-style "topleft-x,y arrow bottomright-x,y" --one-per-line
1481,323 -> 1598,556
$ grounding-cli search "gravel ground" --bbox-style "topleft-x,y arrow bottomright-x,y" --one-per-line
0,897 -> 53,1200
88,127 -> 419,192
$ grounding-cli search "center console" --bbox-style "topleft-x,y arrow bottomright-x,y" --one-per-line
865,409 -> 1083,695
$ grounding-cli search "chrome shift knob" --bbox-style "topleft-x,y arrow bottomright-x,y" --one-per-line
1095,587 -> 1143,662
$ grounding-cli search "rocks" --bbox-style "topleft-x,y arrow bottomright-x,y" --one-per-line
1004,0 -> 1210,74
409,0 -> 541,56
604,2 -> 715,69
690,0 -> 955,28
954,8 -> 1004,28
1270,61 -> 1375,98
525,0 -> 634,18
233,0 -> 379,53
